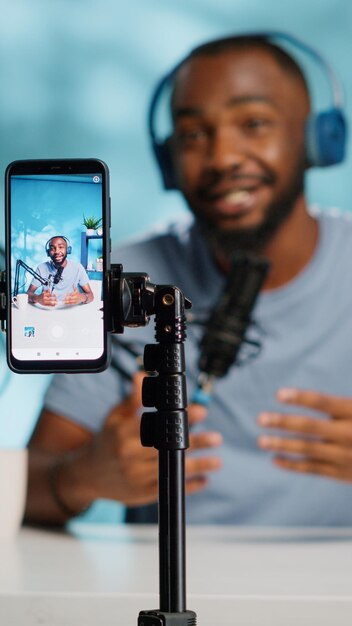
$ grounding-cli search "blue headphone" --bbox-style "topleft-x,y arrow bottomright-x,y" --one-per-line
45,235 -> 72,256
148,31 -> 347,190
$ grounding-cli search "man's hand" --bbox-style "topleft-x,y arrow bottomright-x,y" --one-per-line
79,373 -> 222,507
37,290 -> 58,307
257,388 -> 352,482
64,285 -> 87,305
26,373 -> 223,523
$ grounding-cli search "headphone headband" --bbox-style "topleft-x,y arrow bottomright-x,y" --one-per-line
149,30 -> 347,189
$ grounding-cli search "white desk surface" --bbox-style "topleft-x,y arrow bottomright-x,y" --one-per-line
2,523 -> 352,625
11,300 -> 103,360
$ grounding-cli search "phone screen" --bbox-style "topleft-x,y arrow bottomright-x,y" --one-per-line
5,159 -> 110,373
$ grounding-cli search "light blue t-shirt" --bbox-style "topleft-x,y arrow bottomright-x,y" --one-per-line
30,259 -> 89,301
44,211 -> 352,526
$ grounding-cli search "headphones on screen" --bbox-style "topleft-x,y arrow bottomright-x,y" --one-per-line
148,31 -> 348,190
45,235 -> 72,256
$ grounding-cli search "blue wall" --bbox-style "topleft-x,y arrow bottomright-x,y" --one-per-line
0,0 -> 351,251
0,1 -> 351,452
10,175 -> 102,280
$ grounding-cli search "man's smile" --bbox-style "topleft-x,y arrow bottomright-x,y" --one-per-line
197,175 -> 273,220
52,253 -> 65,265
209,187 -> 263,217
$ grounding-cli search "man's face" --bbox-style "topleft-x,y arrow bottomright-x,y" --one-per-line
169,47 -> 310,254
48,237 -> 67,266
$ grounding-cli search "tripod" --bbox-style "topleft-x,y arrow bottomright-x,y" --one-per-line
138,285 -> 196,625
138,286 -> 196,626
107,268 -> 196,625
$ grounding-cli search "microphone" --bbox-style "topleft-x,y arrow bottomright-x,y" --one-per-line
193,251 -> 270,405
52,265 -> 64,289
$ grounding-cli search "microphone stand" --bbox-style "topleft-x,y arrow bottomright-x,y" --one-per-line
13,258 -> 53,296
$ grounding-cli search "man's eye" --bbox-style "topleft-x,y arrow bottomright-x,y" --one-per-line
244,118 -> 271,130
177,128 -> 206,143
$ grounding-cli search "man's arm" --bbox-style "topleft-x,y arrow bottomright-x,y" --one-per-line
25,372 -> 223,526
81,282 -> 94,303
26,410 -> 94,524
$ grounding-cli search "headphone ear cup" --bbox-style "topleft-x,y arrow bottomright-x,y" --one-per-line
67,245 -> 72,254
305,108 -> 347,167
154,140 -> 178,190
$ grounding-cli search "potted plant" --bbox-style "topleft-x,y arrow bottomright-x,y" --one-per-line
83,214 -> 102,235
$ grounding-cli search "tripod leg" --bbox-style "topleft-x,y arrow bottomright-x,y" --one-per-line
159,449 -> 186,613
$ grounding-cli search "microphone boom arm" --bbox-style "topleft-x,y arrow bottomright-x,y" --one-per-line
13,259 -> 52,296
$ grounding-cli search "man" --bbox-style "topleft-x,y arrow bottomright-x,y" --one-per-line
25,35 -> 352,526
27,236 -> 94,306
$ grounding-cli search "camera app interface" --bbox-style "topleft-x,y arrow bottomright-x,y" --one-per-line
10,173 -> 104,361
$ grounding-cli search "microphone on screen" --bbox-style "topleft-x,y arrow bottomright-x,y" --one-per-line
50,265 -> 64,292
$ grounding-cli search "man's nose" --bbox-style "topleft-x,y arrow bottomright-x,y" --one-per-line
205,127 -> 245,172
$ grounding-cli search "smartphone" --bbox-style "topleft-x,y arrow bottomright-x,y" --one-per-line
5,159 -> 111,373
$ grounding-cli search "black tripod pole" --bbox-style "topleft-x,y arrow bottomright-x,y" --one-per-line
139,285 -> 196,625
159,448 -> 185,611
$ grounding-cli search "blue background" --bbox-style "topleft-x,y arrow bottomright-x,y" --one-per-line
0,0 -> 351,252
10,175 -> 102,291
0,0 -> 351,521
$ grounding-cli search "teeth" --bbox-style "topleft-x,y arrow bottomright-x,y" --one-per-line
224,190 -> 251,203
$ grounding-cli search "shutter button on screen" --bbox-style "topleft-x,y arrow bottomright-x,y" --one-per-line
50,324 -> 64,339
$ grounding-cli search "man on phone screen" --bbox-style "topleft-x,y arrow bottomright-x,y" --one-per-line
27,236 -> 93,307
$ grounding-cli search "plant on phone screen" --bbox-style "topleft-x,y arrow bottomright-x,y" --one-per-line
82,215 -> 102,230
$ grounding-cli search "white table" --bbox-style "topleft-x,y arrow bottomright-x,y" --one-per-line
11,300 -> 103,361
1,523 -> 352,625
